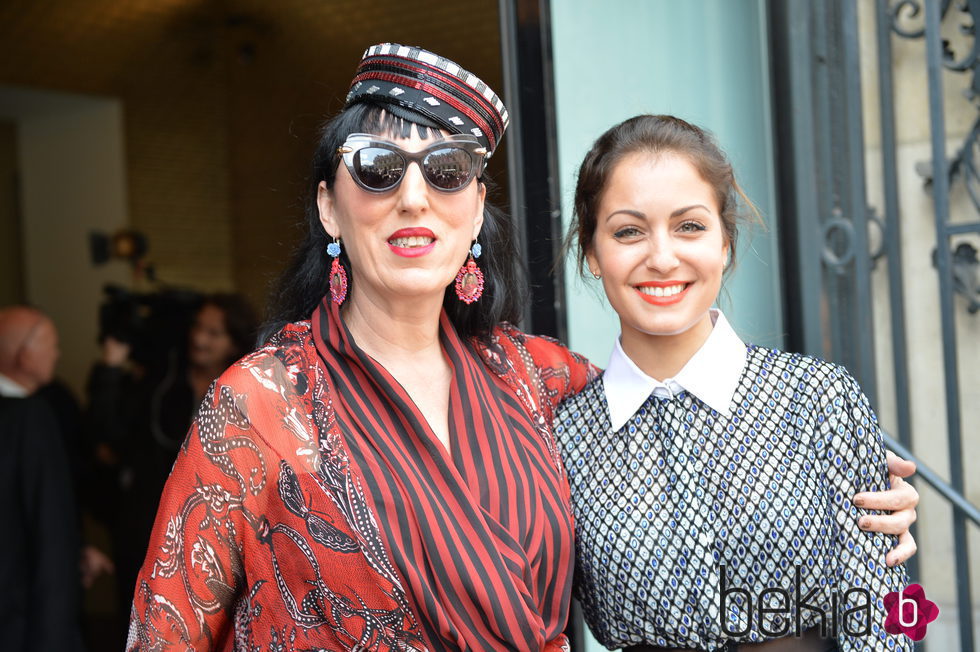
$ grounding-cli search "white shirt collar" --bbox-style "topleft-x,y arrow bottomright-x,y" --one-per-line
0,372 -> 29,398
602,310 -> 747,430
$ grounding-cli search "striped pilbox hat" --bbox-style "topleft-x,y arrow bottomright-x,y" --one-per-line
345,43 -> 510,156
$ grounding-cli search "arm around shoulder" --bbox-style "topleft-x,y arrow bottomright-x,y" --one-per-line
495,324 -> 600,413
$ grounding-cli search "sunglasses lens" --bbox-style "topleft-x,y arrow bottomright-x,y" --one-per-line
423,147 -> 474,190
353,147 -> 405,190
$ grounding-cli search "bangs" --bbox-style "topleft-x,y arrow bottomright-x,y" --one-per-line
354,105 -> 439,141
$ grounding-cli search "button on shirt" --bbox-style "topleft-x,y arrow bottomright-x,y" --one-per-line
553,311 -> 910,651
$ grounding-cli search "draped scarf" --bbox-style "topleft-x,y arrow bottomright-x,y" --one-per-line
311,299 -> 573,651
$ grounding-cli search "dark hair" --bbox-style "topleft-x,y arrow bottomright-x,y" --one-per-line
568,114 -> 758,275
262,103 -> 526,342
199,293 -> 259,365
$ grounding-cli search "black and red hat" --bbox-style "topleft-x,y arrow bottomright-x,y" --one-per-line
345,43 -> 510,156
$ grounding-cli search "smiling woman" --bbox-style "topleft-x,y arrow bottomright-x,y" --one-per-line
555,115 -> 915,652
587,152 -> 729,364
124,43 -> 596,652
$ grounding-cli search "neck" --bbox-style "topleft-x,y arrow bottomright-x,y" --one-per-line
620,312 -> 714,381
341,288 -> 445,361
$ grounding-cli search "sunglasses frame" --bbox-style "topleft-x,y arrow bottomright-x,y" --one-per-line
337,133 -> 488,193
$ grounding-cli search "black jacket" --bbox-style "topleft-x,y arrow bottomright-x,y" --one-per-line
0,394 -> 83,651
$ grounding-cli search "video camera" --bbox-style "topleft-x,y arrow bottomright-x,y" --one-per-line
97,285 -> 203,370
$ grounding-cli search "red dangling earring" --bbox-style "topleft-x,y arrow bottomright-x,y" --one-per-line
327,238 -> 348,305
455,240 -> 484,304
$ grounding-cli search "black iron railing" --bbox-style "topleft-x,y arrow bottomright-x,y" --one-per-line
771,1 -> 979,649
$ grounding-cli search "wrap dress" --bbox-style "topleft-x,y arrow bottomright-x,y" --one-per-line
127,298 -> 595,651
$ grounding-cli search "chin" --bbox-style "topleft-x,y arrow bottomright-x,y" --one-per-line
383,274 -> 457,298
636,314 -> 710,338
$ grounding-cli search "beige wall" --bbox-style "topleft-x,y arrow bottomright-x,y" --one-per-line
858,4 -> 980,649
0,0 -> 503,351
0,121 -> 23,306
0,87 -> 131,397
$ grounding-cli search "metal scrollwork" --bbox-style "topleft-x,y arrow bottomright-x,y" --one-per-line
941,0 -> 980,73
866,206 -> 888,266
889,0 -> 928,38
949,116 -> 980,213
896,0 -> 980,217
891,0 -> 980,74
821,212 -> 856,273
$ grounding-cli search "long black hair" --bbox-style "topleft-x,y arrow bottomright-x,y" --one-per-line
262,103 -> 526,342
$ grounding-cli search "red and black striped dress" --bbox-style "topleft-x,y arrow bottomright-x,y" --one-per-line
127,298 -> 596,651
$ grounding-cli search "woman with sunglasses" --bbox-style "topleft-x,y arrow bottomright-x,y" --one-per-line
555,115 -> 914,651
126,43 -> 593,652
126,46 -> 917,651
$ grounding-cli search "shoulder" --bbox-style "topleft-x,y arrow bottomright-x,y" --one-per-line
0,394 -> 59,432
216,320 -> 317,392
552,377 -> 606,446
745,345 -> 875,434
485,323 -> 596,379
203,320 -> 323,443
471,323 -> 598,418
745,345 -> 859,393
0,396 -> 63,466
554,376 -> 604,421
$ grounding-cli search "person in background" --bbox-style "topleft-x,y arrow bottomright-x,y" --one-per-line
0,305 -> 84,651
555,115 -> 915,651
85,292 -> 258,645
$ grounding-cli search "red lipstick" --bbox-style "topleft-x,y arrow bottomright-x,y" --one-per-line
387,227 -> 436,258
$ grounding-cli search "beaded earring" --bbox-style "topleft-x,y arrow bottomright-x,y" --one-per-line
454,240 -> 484,304
327,238 -> 348,305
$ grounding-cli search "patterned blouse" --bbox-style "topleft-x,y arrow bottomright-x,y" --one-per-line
554,316 -> 911,651
127,298 -> 595,651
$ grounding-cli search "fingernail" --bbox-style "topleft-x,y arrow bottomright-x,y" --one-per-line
854,497 -> 865,507
859,518 -> 869,530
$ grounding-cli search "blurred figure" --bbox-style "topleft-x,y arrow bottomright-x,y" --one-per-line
0,305 -> 84,651
85,292 -> 258,644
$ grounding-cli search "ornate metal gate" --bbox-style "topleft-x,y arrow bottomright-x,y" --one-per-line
769,0 -> 980,649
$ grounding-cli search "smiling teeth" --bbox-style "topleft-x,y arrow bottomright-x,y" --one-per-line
637,284 -> 686,297
389,236 -> 434,247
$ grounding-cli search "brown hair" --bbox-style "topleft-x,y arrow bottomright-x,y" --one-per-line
199,293 -> 259,365
568,114 -> 759,275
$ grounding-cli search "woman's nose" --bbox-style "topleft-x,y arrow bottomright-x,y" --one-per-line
396,161 -> 430,214
645,234 -> 680,272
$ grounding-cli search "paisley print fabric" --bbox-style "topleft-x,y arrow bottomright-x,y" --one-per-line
126,301 -> 595,652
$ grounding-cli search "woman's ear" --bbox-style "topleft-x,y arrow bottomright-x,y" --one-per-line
317,181 -> 339,238
472,182 -> 487,241
586,248 -> 601,279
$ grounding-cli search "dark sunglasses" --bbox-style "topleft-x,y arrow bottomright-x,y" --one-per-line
337,133 -> 487,193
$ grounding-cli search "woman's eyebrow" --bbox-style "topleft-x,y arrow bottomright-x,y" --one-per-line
604,204 -> 710,223
670,204 -> 710,218
603,209 -> 646,223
